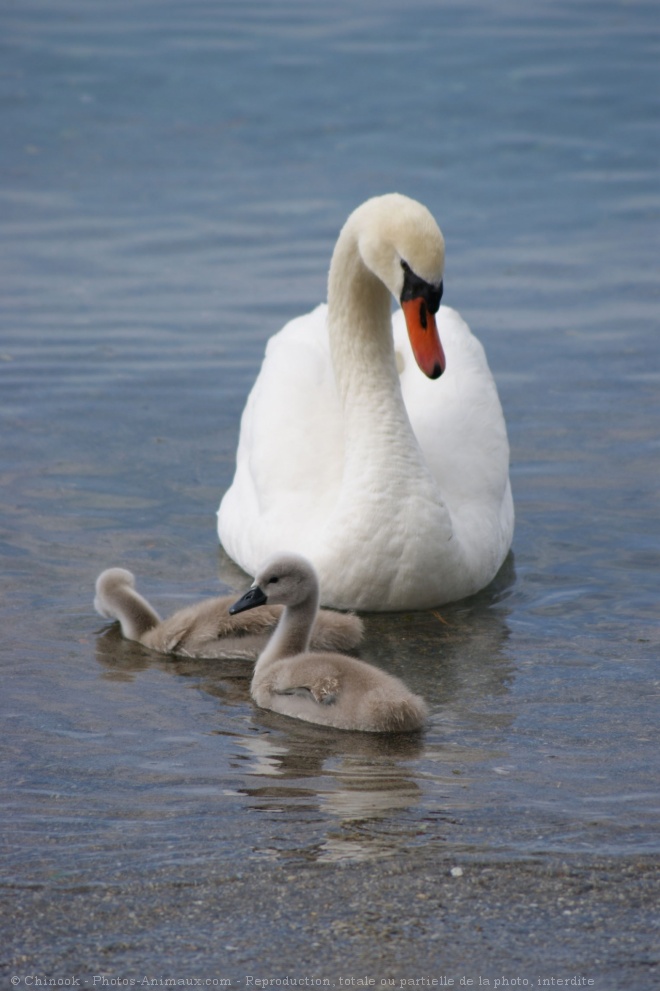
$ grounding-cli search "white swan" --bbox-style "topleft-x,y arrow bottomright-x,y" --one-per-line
94,567 -> 363,660
230,554 -> 428,732
218,193 -> 513,611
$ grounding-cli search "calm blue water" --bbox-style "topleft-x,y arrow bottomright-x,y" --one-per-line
1,0 -> 658,965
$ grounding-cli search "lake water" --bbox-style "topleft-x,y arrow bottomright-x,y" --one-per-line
1,0 -> 658,983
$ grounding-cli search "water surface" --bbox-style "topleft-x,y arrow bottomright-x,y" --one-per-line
1,0 -> 658,981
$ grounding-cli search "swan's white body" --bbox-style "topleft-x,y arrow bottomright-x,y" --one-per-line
218,195 -> 513,611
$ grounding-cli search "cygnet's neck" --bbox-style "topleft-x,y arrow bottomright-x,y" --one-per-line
255,587 -> 319,670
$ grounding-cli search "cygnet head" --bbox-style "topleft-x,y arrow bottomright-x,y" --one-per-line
94,567 -> 136,615
229,553 -> 318,615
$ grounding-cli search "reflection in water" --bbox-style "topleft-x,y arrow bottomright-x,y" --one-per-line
95,624 -> 154,679
95,623 -> 253,702
235,719 -> 425,863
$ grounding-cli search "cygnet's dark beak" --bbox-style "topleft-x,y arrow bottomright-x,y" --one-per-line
229,584 -> 268,615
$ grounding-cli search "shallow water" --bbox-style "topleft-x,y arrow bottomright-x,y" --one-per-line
1,0 -> 659,977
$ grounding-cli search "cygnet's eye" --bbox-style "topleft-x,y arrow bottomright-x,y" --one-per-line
268,576 -> 279,585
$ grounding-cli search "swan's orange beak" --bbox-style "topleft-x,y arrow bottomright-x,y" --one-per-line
401,297 -> 446,379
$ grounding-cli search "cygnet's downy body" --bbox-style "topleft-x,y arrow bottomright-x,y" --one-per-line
230,554 -> 428,732
94,567 -> 363,660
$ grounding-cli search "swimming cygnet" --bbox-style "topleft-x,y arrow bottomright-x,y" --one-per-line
94,567 -> 363,660
229,554 -> 428,733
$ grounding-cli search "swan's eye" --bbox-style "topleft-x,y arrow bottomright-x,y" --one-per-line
400,260 -> 443,315
268,576 -> 279,585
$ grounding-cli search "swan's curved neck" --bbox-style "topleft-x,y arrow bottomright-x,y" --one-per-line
328,236 -> 398,402
255,589 -> 318,670
326,225 -> 430,482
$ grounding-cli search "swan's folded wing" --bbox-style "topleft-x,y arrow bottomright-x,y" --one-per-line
396,304 -> 512,521
219,304 -> 344,562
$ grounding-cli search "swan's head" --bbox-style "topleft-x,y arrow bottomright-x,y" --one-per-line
229,553 -> 319,614
352,193 -> 446,379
